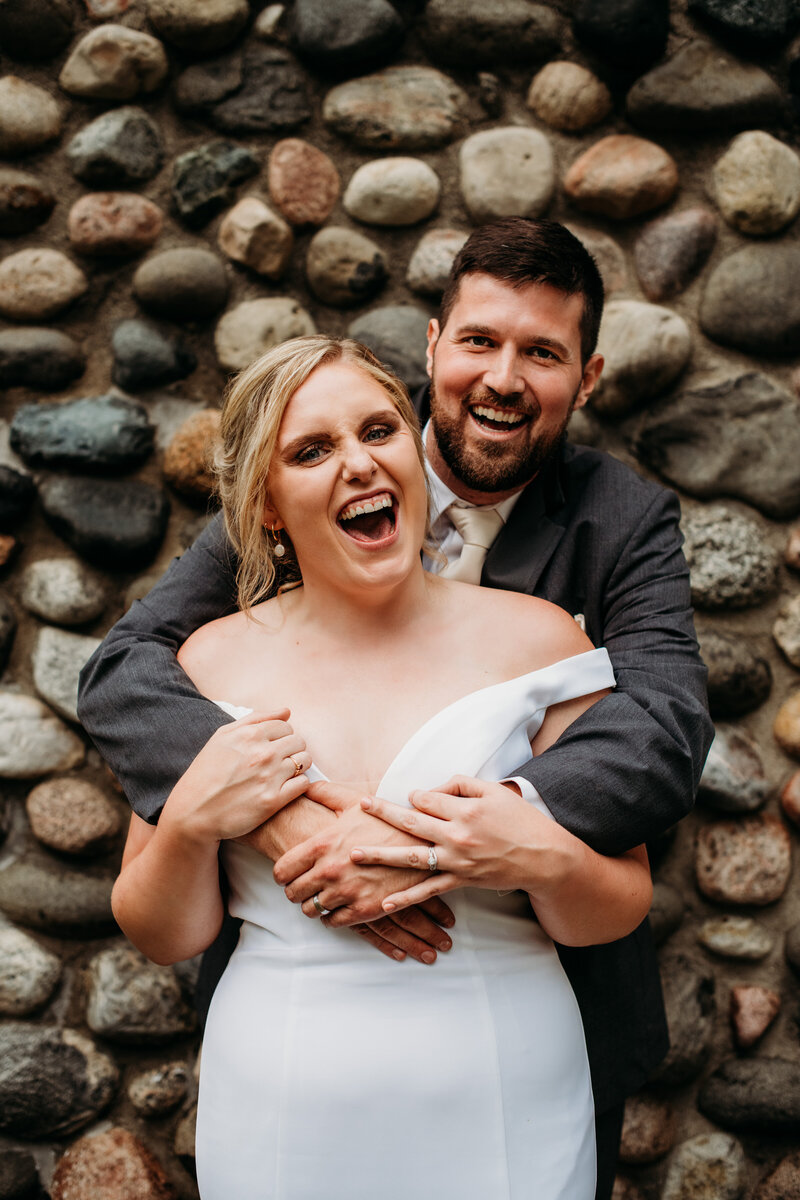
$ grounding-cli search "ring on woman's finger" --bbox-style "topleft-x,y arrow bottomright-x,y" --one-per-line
289,755 -> 304,778
427,845 -> 439,872
312,893 -> 331,917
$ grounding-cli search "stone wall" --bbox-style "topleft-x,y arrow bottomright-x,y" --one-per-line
0,0 -> 799,1196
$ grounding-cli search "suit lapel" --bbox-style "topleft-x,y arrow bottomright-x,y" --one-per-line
481,468 -> 567,595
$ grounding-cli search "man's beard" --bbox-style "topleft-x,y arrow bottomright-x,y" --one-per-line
429,379 -> 576,494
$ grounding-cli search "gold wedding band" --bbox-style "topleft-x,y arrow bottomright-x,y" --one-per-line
289,755 -> 303,778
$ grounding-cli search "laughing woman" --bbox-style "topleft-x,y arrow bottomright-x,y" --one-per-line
111,336 -> 651,1200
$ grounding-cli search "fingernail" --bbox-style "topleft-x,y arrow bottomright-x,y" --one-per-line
438,939 -> 451,951
383,901 -> 396,913
442,916 -> 455,927
351,849 -> 364,862
421,951 -> 436,964
361,798 -> 373,811
393,950 -> 405,961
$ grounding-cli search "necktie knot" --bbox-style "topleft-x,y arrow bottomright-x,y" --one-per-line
442,503 -> 505,584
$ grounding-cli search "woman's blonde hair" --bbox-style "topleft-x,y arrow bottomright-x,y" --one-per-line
215,335 -> 434,611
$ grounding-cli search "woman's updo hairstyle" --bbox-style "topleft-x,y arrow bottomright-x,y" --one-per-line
215,335 -> 429,611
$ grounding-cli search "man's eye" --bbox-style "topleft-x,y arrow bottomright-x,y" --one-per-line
529,346 -> 557,360
465,335 -> 492,347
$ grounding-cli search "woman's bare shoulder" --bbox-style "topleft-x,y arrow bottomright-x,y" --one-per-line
177,598 -> 282,689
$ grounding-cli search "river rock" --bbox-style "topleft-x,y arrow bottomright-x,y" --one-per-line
146,0 -> 248,54
218,196 -> 293,278
173,1103 -> 197,1160
163,410 -> 220,505
268,137 -> 340,226
649,882 -> 684,946
0,0 -> 74,61
0,594 -> 15,675
344,158 -> 440,227
635,373 -> 800,519
129,1063 -> 190,1117
698,915 -> 774,961
626,42 -> 784,132
526,62 -> 611,132
0,692 -> 83,777
0,1149 -> 39,1199
781,771 -> 800,829
752,1154 -> 800,1200
26,777 -> 120,855
786,525 -> 800,570
689,0 -> 800,48
695,815 -> 792,906
406,228 -> 468,298
774,594 -> 800,667
0,856 -> 112,934
699,629 -> 772,717
682,506 -> 780,610
0,469 -> 30,532
0,922 -> 61,1016
133,248 -> 228,321
306,227 -> 387,307
699,1057 -> 800,1133
51,1128 -> 176,1200
0,1025 -> 117,1138
32,627 -> 102,723
773,691 -> 800,759
323,66 -> 467,151
112,320 -> 196,392
289,0 -> 404,74
171,140 -> 259,228
348,306 -> 431,393
572,0 -> 668,70
0,249 -> 87,322
634,207 -> 717,302
697,725 -> 770,814
0,76 -> 63,157
661,1133 -> 745,1200
0,167 -> 56,235
174,45 -> 312,135
787,922 -> 800,978
67,107 -> 164,187
0,328 -> 84,392
67,192 -> 163,257
59,24 -> 168,101
40,476 -> 170,569
10,394 -> 154,474
619,1094 -> 676,1163
712,131 -> 800,237
215,298 -> 315,373
591,300 -> 690,416
564,135 -> 678,220
87,946 -> 196,1042
19,557 -> 107,626
459,127 -> 554,223
566,225 -> 629,296
651,952 -> 716,1085
730,985 -> 780,1049
422,0 -> 561,67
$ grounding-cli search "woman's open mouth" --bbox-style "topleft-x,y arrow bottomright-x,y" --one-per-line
337,491 -> 398,545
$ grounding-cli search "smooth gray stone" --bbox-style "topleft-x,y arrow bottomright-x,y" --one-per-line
0,328 -> 84,392
67,107 -> 164,187
700,245 -> 800,357
289,0 -> 404,73
86,946 -> 197,1043
0,857 -> 114,937
699,629 -> 771,717
651,952 -> 715,1085
348,305 -> 431,392
699,1058 -> 800,1133
40,476 -> 170,570
697,724 -> 771,813
10,394 -> 154,474
133,248 -> 229,321
689,0 -> 800,48
0,922 -> 61,1017
422,0 -> 561,67
0,467 -> 35,534
174,46 -> 312,134
112,320 -> 196,392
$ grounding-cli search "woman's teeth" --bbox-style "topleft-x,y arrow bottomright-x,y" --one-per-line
470,405 -> 526,427
339,493 -> 393,522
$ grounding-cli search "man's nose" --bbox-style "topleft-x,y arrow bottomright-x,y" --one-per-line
481,349 -> 525,397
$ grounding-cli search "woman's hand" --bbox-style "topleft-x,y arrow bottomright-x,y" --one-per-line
163,708 -> 312,845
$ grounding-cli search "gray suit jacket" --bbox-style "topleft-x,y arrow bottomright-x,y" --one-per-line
78,423 -> 712,1112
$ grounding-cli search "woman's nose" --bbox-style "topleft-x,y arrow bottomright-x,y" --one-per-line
341,439 -> 377,480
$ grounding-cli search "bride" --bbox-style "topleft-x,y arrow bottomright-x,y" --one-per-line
111,335 -> 652,1200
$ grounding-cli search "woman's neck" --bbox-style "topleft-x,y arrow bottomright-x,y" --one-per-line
285,562 -> 437,645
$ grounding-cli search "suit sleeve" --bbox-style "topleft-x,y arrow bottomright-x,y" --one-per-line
517,489 -> 713,856
77,513 -> 240,824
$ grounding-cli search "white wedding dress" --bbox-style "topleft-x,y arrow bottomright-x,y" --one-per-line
195,648 -> 614,1200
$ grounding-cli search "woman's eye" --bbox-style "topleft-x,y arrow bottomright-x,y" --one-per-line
363,425 -> 393,443
296,443 -> 327,464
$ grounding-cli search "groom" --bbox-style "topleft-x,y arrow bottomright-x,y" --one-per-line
79,218 -> 712,1199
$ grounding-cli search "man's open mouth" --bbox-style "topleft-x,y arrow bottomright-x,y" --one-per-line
337,491 -> 398,543
469,404 -> 528,433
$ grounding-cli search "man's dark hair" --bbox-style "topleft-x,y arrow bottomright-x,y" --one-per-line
439,218 -> 605,364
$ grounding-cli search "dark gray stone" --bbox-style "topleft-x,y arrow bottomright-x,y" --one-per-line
0,1150 -> 39,1199
700,247 -> 800,357
172,140 -> 259,228
40,477 -> 170,569
348,305 -> 431,392
651,953 -> 715,1085
689,0 -> 800,49
66,108 -> 164,188
699,1058 -> 800,1133
626,42 -> 784,132
634,207 -> 717,303
0,0 -> 73,62
290,0 -> 405,74
112,321 -> 196,392
0,467 -> 34,534
0,1024 -> 117,1139
634,374 -> 800,519
0,328 -> 85,392
174,46 -> 312,134
10,395 -> 154,474
0,168 -> 55,236
649,882 -> 684,946
699,629 -> 772,717
697,725 -> 771,814
0,857 -> 114,936
572,0 -> 668,69
133,248 -> 229,322
422,0 -> 561,67
0,594 -> 16,676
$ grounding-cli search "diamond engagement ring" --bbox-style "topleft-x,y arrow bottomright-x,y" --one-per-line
427,846 -> 439,872
312,893 -> 331,917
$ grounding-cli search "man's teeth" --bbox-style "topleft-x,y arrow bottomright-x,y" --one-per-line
340,493 -> 393,522
471,405 -> 525,425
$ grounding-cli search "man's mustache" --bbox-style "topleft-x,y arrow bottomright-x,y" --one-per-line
463,386 -> 540,421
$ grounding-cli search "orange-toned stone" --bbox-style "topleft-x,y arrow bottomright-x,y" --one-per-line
162,409 -> 221,506
774,691 -> 800,759
619,1094 -> 676,1164
695,814 -> 792,906
268,138 -> 340,227
51,1127 -> 176,1200
730,984 -> 780,1048
564,134 -> 678,220
0,535 -> 18,567
781,771 -> 800,827
68,192 -> 163,256
785,525 -> 800,571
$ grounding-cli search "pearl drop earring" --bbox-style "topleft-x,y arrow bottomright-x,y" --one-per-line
271,525 -> 286,558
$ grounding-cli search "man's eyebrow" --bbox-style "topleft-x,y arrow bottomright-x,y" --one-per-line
452,323 -> 571,356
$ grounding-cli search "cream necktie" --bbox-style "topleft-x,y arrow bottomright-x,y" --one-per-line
442,503 -> 505,585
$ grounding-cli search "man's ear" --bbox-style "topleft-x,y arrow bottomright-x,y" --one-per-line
425,318 -> 440,378
574,353 -> 603,411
